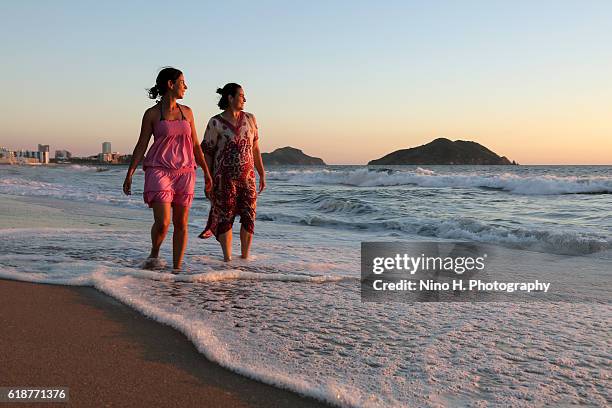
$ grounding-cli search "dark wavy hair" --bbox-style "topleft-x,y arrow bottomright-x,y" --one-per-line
148,67 -> 183,99
216,83 -> 242,110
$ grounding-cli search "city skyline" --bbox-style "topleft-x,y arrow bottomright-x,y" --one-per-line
1,1 -> 612,165
0,141 -> 131,165
2,142 -> 116,158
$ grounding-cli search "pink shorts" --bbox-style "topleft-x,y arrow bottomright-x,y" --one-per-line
143,167 -> 196,208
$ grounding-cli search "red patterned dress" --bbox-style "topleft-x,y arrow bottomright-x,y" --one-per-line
200,111 -> 259,238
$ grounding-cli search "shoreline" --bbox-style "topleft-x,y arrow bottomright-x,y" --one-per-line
0,278 -> 331,407
1,169 -> 609,406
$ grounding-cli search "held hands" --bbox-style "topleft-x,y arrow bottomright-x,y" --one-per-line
123,176 -> 132,195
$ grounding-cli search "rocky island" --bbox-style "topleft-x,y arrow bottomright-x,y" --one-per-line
368,138 -> 518,165
262,147 -> 326,166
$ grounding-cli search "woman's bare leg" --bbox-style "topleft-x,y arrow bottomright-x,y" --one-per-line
240,226 -> 253,259
218,230 -> 232,262
171,205 -> 190,269
150,202 -> 171,258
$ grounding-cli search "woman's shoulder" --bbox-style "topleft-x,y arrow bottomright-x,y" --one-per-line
177,103 -> 192,113
177,103 -> 194,121
208,113 -> 223,123
143,103 -> 161,121
243,111 -> 258,128
147,102 -> 160,111
206,113 -> 222,129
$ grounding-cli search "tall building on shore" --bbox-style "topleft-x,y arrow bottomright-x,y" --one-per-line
102,142 -> 111,154
37,144 -> 50,164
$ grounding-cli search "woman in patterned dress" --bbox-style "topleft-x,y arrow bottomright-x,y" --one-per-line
199,83 -> 266,261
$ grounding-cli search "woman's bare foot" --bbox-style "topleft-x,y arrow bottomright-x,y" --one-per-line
198,230 -> 213,239
142,257 -> 166,270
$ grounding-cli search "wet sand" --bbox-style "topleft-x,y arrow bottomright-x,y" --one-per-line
0,279 -> 330,407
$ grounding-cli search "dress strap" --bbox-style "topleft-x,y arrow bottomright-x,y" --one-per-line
177,104 -> 186,120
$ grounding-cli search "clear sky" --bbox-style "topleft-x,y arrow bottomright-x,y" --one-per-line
1,0 -> 611,164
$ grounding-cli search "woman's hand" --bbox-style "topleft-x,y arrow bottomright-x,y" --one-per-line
258,176 -> 266,194
123,176 -> 132,195
205,175 -> 214,201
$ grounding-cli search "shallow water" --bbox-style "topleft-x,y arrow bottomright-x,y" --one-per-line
0,164 -> 610,407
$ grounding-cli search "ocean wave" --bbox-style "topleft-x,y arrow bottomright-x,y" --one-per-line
259,212 -> 611,257
308,195 -> 377,215
67,164 -> 105,171
402,217 -> 610,257
0,177 -> 144,208
267,168 -> 612,195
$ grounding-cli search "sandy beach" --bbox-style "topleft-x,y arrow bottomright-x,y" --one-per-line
0,278 -> 329,407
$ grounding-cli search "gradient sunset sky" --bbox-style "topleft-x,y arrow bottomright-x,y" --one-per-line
1,1 -> 611,164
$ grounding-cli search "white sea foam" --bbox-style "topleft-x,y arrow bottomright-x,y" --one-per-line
310,196 -> 377,215
67,164 -> 103,171
0,254 -> 352,286
267,168 -> 612,195
0,176 -> 144,208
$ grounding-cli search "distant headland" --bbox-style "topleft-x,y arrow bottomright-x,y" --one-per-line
262,147 -> 326,166
368,138 -> 518,165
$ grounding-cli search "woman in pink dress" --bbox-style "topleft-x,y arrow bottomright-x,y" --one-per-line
123,67 -> 212,270
199,83 -> 266,261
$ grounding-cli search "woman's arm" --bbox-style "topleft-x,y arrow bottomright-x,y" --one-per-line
184,106 -> 213,197
201,117 -> 218,184
123,109 -> 154,195
250,114 -> 266,193
203,151 -> 214,179
253,139 -> 266,194
249,113 -> 266,193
